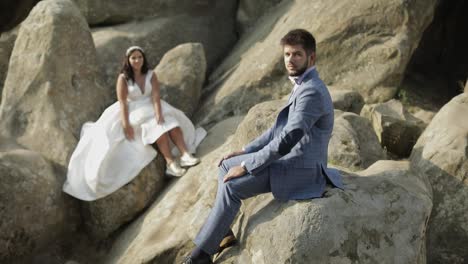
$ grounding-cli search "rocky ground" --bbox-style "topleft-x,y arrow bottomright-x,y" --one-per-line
0,0 -> 467,263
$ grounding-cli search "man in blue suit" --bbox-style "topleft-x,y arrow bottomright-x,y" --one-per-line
183,29 -> 343,264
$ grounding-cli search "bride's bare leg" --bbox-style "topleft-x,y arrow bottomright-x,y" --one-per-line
168,127 -> 189,155
169,127 -> 200,167
155,133 -> 175,163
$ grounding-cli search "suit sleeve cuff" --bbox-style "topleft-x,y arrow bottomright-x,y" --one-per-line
240,161 -> 247,171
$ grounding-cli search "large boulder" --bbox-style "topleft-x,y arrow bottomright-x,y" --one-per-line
361,99 -> 425,158
73,0 -> 236,26
0,140 -> 79,262
236,0 -> 283,35
155,43 -> 206,117
0,27 -> 18,99
411,108 -> 436,128
92,3 -> 237,92
410,93 -> 468,264
195,0 -> 437,128
103,100 -> 431,264
216,160 -> 431,264
0,0 -> 109,167
230,100 -> 284,149
329,110 -> 386,170
330,89 -> 365,114
81,155 -> 166,240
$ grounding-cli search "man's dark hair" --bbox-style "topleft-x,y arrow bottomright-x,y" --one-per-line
280,29 -> 316,54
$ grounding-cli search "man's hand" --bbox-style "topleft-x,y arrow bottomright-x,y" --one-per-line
218,150 -> 245,167
223,165 -> 247,183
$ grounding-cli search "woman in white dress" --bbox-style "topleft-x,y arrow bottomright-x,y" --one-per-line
63,46 -> 206,201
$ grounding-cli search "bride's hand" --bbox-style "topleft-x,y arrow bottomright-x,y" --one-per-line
157,115 -> 165,124
123,124 -> 135,140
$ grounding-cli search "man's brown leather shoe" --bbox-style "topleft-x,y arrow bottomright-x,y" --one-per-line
216,230 -> 238,257
182,255 -> 212,264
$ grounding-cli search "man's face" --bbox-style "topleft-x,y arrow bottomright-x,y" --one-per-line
283,44 -> 314,77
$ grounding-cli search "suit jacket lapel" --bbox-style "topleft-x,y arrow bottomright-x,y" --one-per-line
288,68 -> 317,103
279,100 -> 293,114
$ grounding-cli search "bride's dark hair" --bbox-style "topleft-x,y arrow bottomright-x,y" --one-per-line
120,47 -> 150,82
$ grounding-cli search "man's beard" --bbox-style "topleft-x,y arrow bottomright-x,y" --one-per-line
288,64 -> 308,77
287,57 -> 310,77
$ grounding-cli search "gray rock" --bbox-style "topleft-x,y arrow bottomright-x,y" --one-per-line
410,93 -> 468,264
0,141 -> 79,262
361,99 -> 425,158
81,155 -> 166,240
230,100 -> 284,149
92,6 -> 236,93
0,27 -> 18,100
73,0 -> 236,26
330,88 -> 365,114
236,0 -> 283,35
0,0 -> 109,167
155,43 -> 206,117
217,160 -> 431,264
195,0 -> 437,128
64,261 -> 80,264
329,110 -> 386,170
411,108 -> 436,127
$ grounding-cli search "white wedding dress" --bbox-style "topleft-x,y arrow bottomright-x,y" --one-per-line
63,72 -> 206,201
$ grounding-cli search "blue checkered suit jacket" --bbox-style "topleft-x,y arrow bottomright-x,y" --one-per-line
242,68 -> 343,200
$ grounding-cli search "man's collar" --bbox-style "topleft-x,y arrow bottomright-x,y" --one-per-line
288,66 -> 316,85
288,76 -> 299,85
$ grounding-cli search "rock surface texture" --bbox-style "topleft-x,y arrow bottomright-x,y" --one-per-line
81,155 -> 165,240
0,0 -> 108,167
410,93 -> 468,264
329,110 -> 386,170
0,27 -> 18,99
92,2 -> 236,92
330,89 -> 365,114
0,140 -> 79,262
73,0 -> 236,26
361,99 -> 425,157
195,0 -> 437,128
217,160 -> 432,264
154,43 -> 206,117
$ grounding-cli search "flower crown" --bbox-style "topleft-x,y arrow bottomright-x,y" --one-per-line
126,46 -> 144,56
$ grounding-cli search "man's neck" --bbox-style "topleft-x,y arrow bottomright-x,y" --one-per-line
289,65 -> 316,85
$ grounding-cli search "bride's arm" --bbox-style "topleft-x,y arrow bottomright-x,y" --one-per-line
116,74 -> 134,140
150,71 -> 164,124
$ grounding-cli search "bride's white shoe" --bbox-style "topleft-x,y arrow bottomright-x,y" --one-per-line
180,153 -> 200,167
166,161 -> 186,177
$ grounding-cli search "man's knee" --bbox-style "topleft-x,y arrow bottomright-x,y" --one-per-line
218,165 -> 228,183
223,179 -> 250,201
218,160 -> 230,175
